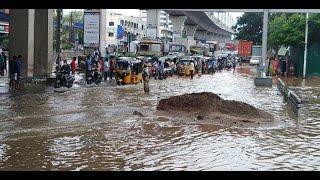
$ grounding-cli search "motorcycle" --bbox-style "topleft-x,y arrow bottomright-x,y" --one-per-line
86,66 -> 103,85
54,71 -> 75,89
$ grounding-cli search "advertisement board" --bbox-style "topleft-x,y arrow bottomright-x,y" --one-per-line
83,10 -> 100,47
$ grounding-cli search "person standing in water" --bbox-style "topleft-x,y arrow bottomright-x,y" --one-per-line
189,61 -> 195,79
142,64 -> 150,93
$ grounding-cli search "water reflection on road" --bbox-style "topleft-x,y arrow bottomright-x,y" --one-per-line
0,70 -> 320,170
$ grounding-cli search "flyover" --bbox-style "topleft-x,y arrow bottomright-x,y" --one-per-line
146,9 -> 234,44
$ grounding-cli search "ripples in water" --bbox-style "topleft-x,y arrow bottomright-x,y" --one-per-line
0,72 -> 320,170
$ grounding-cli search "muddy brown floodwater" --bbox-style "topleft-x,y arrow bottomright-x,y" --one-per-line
0,71 -> 320,170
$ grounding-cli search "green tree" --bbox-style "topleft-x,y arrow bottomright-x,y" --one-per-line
268,13 -> 307,52
268,14 -> 287,54
232,12 -> 263,45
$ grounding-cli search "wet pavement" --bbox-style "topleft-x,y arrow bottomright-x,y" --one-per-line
0,69 -> 320,170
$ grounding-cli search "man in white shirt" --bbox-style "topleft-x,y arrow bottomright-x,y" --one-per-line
189,61 -> 195,80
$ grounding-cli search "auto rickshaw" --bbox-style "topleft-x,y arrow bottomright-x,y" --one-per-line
115,58 -> 143,85
177,57 -> 196,76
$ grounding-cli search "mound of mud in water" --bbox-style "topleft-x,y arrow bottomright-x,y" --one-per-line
157,92 -> 272,121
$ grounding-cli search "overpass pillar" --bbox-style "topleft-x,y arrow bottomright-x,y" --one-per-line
146,9 -> 161,38
33,9 -> 54,78
9,9 -> 35,78
99,9 -> 106,57
170,15 -> 187,41
184,24 -> 197,40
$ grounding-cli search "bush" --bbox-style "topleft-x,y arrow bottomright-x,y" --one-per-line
62,43 -> 74,50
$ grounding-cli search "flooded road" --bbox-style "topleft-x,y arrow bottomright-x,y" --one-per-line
0,70 -> 320,170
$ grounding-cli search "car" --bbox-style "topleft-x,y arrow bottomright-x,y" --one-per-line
249,56 -> 261,66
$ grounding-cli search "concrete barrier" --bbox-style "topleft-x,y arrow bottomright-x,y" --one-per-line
277,78 -> 302,116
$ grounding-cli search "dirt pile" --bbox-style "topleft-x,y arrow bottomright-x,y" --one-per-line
157,92 -> 271,120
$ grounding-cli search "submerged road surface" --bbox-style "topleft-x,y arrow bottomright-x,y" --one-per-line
0,70 -> 319,170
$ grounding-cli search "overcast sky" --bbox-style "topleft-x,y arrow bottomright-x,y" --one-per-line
64,9 -> 244,21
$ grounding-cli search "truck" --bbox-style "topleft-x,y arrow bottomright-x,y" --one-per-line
190,44 -> 210,57
205,41 -> 218,53
166,43 -> 187,58
238,40 -> 253,63
138,38 -> 163,57
249,45 -> 262,66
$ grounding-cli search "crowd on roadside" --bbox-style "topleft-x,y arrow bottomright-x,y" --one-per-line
0,52 -> 23,92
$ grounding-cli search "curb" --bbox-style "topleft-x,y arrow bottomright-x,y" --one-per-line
277,78 -> 302,116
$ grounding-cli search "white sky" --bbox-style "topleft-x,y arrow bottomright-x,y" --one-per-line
63,9 -> 243,21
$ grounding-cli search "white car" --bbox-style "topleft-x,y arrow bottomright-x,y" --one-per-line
249,56 -> 261,66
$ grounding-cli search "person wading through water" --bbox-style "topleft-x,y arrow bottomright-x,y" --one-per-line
189,61 -> 195,79
142,64 -> 150,93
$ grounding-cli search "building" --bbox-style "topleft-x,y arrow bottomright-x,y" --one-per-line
105,11 -> 146,53
0,9 -> 9,37
141,10 -> 173,43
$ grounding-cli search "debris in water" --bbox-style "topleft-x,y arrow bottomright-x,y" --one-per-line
133,111 -> 144,117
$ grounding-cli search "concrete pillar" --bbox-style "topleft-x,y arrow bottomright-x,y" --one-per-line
146,9 -> 161,38
99,9 -> 106,57
184,24 -> 197,39
9,9 -> 35,78
261,10 -> 269,77
170,15 -> 187,39
34,9 -> 53,77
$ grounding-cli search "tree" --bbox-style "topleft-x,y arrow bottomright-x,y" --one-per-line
232,12 -> 263,45
268,13 -> 307,51
268,14 -> 287,54
60,10 -> 84,50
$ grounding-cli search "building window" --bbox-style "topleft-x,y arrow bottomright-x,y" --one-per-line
108,32 -> 114,37
141,25 -> 144,30
109,22 -> 114,26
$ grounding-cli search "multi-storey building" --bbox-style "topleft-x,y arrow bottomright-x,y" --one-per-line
141,10 -> 173,43
105,11 -> 146,52
0,9 -> 9,36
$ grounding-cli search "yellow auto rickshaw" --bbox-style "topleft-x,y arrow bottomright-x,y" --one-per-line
177,58 -> 196,76
115,58 -> 143,85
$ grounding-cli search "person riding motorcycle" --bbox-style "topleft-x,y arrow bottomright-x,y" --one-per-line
61,60 -> 71,79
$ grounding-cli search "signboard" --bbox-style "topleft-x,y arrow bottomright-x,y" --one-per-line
146,27 -> 157,39
84,10 -> 100,48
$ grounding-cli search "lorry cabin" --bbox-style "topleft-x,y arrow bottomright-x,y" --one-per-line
138,38 -> 163,57
238,40 -> 253,63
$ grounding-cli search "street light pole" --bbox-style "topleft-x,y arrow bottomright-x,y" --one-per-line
303,13 -> 309,79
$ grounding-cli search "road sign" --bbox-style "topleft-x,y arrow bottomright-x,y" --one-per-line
84,10 -> 100,48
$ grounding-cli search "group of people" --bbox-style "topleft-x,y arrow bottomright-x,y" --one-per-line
7,55 -> 22,91
269,57 -> 294,76
84,50 -> 116,82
